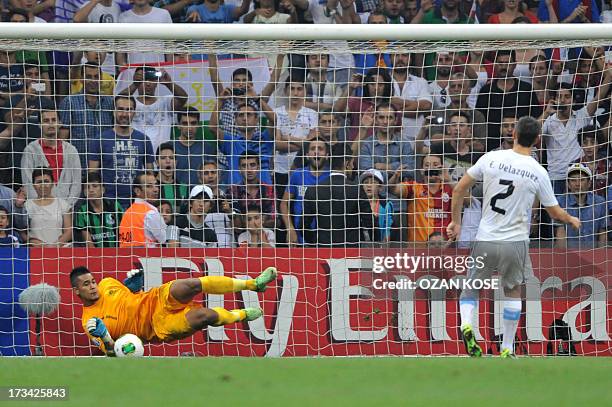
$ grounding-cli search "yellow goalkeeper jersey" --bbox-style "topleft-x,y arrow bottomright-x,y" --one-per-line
81,278 -> 158,347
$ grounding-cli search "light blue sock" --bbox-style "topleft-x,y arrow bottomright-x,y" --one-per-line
502,299 -> 522,352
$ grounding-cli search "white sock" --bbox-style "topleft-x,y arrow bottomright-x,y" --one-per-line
502,299 -> 522,352
459,299 -> 477,330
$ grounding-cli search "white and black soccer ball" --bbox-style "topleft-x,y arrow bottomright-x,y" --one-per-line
114,334 -> 145,357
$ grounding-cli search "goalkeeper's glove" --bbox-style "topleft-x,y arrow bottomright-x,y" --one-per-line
87,317 -> 115,355
87,317 -> 109,338
123,267 -> 144,293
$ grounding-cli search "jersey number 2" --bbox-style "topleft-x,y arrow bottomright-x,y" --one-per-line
490,179 -> 515,215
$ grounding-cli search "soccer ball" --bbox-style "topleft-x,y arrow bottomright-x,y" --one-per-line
113,334 -> 145,357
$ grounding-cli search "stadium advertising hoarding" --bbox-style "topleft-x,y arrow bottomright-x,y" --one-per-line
22,248 -> 612,357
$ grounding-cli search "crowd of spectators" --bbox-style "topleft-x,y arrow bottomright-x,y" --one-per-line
0,0 -> 611,249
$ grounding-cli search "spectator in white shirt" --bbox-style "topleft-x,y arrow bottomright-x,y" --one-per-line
389,53 -> 433,144
304,54 -> 346,112
26,168 -> 73,247
429,52 -> 453,111
274,77 -> 318,186
118,66 -> 188,151
542,75 -> 611,194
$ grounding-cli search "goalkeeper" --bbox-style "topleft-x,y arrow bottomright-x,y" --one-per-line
70,265 -> 278,356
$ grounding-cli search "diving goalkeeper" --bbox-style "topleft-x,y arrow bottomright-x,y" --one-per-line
70,265 -> 278,356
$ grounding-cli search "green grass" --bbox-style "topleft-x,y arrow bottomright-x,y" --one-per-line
1,357 -> 610,406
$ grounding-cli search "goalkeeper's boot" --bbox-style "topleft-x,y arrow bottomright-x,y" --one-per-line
254,267 -> 278,292
243,307 -> 264,321
500,348 -> 516,359
461,324 -> 483,357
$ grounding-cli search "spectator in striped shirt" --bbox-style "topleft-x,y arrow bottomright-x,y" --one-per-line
394,153 -> 453,245
175,185 -> 219,246
73,171 -> 124,248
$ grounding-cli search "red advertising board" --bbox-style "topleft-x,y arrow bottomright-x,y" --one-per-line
28,248 -> 612,356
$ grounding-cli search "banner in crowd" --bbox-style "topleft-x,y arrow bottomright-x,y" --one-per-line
115,58 -> 271,121
20,248 -> 612,357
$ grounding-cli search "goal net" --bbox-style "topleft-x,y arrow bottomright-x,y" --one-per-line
0,23 -> 610,357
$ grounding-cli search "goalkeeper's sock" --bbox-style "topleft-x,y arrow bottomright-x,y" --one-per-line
459,298 -> 477,330
211,307 -> 247,326
501,299 -> 522,352
199,276 -> 256,294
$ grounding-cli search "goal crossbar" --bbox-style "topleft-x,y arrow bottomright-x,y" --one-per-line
0,23 -> 610,54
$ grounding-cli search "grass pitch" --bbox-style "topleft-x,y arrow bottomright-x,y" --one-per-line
2,357 -> 610,406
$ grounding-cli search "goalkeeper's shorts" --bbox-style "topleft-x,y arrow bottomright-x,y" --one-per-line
151,281 -> 201,342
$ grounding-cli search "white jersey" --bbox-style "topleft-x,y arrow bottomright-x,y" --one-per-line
467,149 -> 558,241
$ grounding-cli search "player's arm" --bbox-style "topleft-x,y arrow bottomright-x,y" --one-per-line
545,205 -> 581,231
447,173 -> 477,240
86,317 -> 116,357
